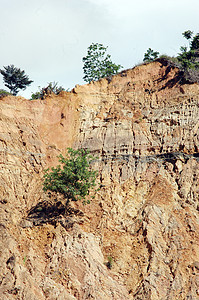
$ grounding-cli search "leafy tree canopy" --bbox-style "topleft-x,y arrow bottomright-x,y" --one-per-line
182,30 -> 193,40
143,48 -> 159,62
43,148 -> 98,205
0,65 -> 33,96
177,30 -> 199,70
82,43 -> 123,83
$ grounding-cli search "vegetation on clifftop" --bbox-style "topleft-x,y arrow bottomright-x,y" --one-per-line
1,30 -> 199,97
0,65 -> 33,95
0,89 -> 11,98
143,30 -> 199,83
143,48 -> 160,63
30,82 -> 65,100
82,43 -> 123,83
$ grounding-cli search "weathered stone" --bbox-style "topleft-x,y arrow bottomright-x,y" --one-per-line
0,61 -> 199,299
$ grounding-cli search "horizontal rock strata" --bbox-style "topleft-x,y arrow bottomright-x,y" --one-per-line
0,61 -> 199,299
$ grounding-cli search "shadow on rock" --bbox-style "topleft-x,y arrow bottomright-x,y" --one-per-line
21,199 -> 84,228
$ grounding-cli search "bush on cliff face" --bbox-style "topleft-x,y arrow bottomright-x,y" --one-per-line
43,148 -> 98,206
0,65 -> 33,96
82,43 -> 123,83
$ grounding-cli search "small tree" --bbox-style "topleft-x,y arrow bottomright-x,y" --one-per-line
143,48 -> 159,62
0,65 -> 33,96
43,148 -> 98,205
182,30 -> 193,41
178,30 -> 199,70
82,43 -> 123,83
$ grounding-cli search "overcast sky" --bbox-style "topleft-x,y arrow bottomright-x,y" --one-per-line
1,0 -> 199,98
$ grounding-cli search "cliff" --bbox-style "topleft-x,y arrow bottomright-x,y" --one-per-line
0,60 -> 199,299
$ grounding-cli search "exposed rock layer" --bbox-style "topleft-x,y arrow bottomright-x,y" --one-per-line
0,61 -> 199,299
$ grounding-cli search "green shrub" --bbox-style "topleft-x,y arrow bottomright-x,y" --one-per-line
43,148 -> 98,206
107,256 -> 113,269
31,82 -> 65,100
142,31 -> 199,83
0,89 -> 11,98
158,55 -> 179,64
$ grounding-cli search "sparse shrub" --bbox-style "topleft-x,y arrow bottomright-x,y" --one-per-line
23,256 -> 27,265
31,82 -> 65,100
43,148 -> 98,206
156,55 -> 181,70
158,55 -> 179,64
0,89 -> 11,98
107,256 -> 113,269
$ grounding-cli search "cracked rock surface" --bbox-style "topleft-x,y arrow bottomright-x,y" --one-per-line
0,61 -> 199,299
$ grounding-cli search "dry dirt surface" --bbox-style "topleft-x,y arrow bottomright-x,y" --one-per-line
0,61 -> 199,299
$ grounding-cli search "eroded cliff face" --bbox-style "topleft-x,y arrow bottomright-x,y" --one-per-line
0,61 -> 199,299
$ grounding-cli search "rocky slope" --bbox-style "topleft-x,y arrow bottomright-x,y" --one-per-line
0,60 -> 199,299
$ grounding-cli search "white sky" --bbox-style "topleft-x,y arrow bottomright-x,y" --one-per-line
0,0 -> 199,98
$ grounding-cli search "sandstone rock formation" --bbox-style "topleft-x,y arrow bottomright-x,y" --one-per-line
0,60 -> 199,299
